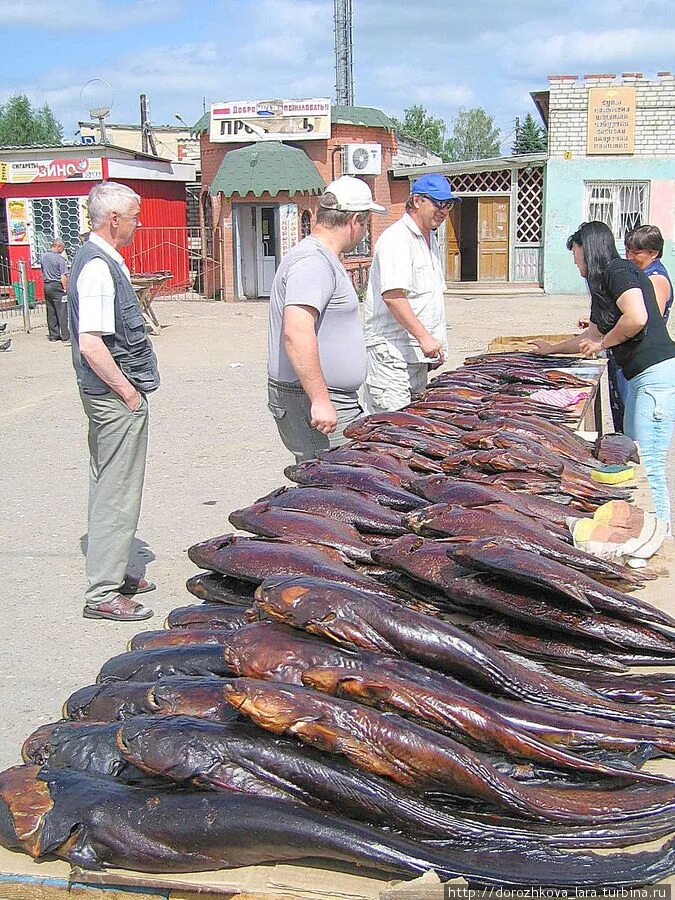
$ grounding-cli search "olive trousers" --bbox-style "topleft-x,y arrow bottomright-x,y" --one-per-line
79,390 -> 149,608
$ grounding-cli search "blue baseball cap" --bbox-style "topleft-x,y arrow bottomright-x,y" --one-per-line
411,173 -> 461,202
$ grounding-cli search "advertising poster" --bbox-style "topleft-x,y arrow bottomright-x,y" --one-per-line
279,203 -> 299,257
7,199 -> 29,245
1,157 -> 103,184
210,98 -> 331,143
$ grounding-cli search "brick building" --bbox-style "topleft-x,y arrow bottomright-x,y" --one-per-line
536,71 -> 675,293
196,104 -> 412,301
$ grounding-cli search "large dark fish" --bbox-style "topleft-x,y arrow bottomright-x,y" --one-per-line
22,721 -> 157,785
65,677 -> 245,723
551,670 -> 675,706
461,427 -> 599,469
468,616 -> 629,672
344,411 -> 462,440
405,505 -> 644,587
258,485 -> 407,535
255,575 -> 664,721
442,447 -> 564,479
217,621 -> 662,781
185,572 -> 256,605
446,538 -> 675,631
188,533 -> 400,598
447,572 -> 675,658
300,664 -> 664,783
165,603 -> 252,630
130,626 -> 248,652
115,714 -> 675,851
406,476 -> 576,526
283,461 -> 425,510
223,679 -> 675,824
300,656 -> 675,758
355,426 -> 461,459
348,440 -> 443,473
229,501 -> 374,562
0,765 -> 454,879
317,446 -> 415,477
97,645 -> 235,683
5,766 -> 675,885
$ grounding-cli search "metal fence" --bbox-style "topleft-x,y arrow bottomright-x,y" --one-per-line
127,226 -> 221,301
0,226 -> 221,327
0,253 -> 46,326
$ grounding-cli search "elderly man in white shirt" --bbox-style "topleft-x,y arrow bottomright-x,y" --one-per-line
363,173 -> 458,412
68,181 -> 160,622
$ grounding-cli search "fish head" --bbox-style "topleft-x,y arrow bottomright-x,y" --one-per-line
22,722 -> 69,765
222,679 -> 314,734
0,765 -> 56,858
370,534 -> 424,566
62,684 -> 102,720
116,715 -> 221,780
256,576 -> 337,625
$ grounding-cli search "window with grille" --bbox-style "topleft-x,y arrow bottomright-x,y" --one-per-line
301,209 -> 312,238
28,197 -> 81,265
345,221 -> 371,258
584,182 -> 649,241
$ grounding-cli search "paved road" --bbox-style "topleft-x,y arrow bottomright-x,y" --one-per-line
1,293 -> 672,771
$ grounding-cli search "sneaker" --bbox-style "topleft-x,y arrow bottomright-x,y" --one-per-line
0,339 -> 12,352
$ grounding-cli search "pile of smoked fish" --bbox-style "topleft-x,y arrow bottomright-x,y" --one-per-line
3,351 -> 675,887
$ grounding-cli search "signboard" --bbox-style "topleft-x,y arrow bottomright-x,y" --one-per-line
210,98 -> 331,143
0,157 -> 103,184
587,87 -> 636,155
7,199 -> 29,245
279,203 -> 299,257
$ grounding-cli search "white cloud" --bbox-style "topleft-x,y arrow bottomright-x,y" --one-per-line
0,0 -> 185,30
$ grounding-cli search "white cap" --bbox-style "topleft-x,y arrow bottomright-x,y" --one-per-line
319,175 -> 386,213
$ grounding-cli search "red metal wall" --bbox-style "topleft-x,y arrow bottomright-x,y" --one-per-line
1,178 -> 190,298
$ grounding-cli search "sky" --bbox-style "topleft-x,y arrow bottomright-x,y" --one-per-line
1,0 -> 674,154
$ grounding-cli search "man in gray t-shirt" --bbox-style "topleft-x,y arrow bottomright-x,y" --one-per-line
40,238 -> 70,342
267,176 -> 385,462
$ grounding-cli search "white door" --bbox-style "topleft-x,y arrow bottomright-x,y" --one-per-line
255,206 -> 277,297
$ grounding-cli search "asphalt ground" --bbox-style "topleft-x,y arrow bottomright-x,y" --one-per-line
1,292 -> 673,771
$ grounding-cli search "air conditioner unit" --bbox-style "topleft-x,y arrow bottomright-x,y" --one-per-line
342,143 -> 382,176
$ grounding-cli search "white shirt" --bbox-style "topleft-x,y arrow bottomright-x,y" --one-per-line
76,233 -> 132,335
364,214 -> 448,363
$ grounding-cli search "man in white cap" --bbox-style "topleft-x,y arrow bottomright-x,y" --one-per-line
267,175 -> 385,461
364,172 -> 459,412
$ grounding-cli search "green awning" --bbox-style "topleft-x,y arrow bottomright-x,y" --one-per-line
209,141 -> 325,198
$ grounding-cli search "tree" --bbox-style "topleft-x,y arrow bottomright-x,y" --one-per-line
391,104 -> 447,158
444,107 -> 501,162
512,112 -> 547,155
0,94 -> 64,146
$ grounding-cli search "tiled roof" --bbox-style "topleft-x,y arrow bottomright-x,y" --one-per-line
210,140 -> 325,198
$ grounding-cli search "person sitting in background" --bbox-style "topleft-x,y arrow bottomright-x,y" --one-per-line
531,221 -> 675,547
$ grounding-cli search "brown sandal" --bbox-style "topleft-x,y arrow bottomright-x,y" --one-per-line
83,594 -> 154,621
120,575 -> 156,596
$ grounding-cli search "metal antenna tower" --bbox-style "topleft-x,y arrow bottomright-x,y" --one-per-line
334,0 -> 354,106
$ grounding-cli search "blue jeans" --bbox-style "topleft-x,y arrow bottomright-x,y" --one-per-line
623,357 -> 675,525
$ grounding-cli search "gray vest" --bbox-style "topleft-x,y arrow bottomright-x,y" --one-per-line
68,240 -> 160,396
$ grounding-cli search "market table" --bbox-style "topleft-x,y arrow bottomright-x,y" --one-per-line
130,272 -> 172,336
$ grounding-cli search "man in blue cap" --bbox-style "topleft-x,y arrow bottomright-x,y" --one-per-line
364,173 -> 459,412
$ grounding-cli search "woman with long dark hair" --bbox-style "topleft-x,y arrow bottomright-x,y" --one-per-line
531,221 -> 675,541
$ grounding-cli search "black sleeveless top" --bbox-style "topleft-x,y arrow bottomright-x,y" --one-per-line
589,258 -> 675,380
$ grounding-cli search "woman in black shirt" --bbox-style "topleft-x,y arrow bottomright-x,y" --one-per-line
531,221 -> 675,538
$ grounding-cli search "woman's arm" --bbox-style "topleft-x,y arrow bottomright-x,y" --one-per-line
529,323 -> 600,356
